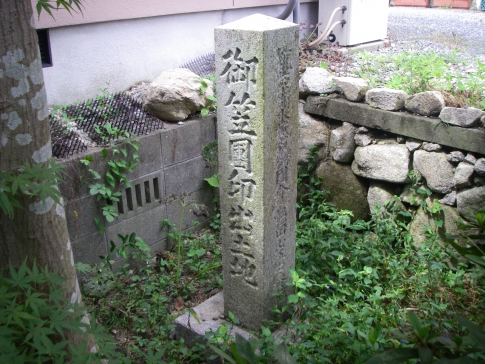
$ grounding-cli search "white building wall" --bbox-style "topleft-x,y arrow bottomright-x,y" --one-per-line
42,4 -> 318,106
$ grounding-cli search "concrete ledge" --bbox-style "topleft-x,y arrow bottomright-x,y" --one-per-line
304,96 -> 485,155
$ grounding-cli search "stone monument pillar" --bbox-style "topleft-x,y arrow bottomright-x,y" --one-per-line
215,14 -> 299,331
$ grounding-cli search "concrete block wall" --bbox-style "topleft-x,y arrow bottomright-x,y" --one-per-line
59,116 -> 217,266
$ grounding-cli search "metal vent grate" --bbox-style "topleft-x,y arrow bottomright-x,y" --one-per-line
50,92 -> 164,159
179,53 -> 216,77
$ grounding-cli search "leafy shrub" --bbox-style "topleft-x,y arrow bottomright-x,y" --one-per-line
0,259 -> 123,363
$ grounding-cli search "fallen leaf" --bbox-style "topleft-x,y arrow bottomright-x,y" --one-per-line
175,296 -> 184,311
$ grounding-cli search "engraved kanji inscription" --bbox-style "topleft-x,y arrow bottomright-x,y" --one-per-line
221,48 -> 258,85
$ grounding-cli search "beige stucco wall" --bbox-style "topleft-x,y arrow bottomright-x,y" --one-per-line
32,0 -> 317,28
40,3 -> 319,105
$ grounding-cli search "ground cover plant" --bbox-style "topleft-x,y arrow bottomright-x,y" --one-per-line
61,147 -> 483,363
353,50 -> 485,110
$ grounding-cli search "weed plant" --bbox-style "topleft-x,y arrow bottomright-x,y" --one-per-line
355,50 -> 485,110
17,143 -> 480,362
80,225 -> 222,362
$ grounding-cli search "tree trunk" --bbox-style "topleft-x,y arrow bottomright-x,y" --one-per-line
0,0 -> 96,352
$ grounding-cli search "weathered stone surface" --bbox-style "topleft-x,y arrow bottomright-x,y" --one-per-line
299,67 -> 335,96
400,184 -> 426,206
447,151 -> 465,163
413,151 -> 454,194
439,191 -> 457,206
316,159 -> 370,221
439,107 -> 484,128
405,91 -> 445,117
334,77 -> 369,102
441,205 -> 461,236
351,144 -> 411,183
144,68 -> 214,122
330,122 -> 356,162
409,205 -> 437,244
422,142 -> 441,152
367,181 -> 403,210
365,87 -> 408,111
215,14 -> 299,331
304,96 -> 485,155
456,187 -> 485,222
475,175 -> 485,186
475,158 -> 485,176
465,153 -> 476,165
298,103 -> 330,163
174,292 -> 254,358
356,126 -> 369,134
354,133 -> 372,147
453,162 -> 474,189
406,139 -> 422,152
376,138 -> 398,145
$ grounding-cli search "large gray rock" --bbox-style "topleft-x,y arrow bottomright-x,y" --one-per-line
365,88 -> 408,111
447,151 -> 465,163
439,191 -> 457,206
354,133 -> 372,147
351,144 -> 411,183
334,77 -> 369,102
439,107 -> 484,128
299,67 -> 336,96
316,159 -> 370,221
400,184 -> 426,206
298,103 -> 329,163
413,150 -> 454,194
405,138 -> 422,152
456,187 -> 485,222
453,162 -> 474,189
405,91 -> 445,117
422,142 -> 441,152
367,181 -> 403,210
465,153 -> 476,165
408,204 -> 438,244
330,122 -> 357,163
441,205 -> 461,237
475,158 -> 485,176
144,68 -> 214,122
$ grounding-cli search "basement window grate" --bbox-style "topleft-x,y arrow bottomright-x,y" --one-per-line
50,92 -> 164,158
37,29 -> 52,67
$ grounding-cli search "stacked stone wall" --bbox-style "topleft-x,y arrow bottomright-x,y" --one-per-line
300,87 -> 485,239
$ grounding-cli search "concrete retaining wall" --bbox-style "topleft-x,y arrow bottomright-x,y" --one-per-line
60,116 -> 217,267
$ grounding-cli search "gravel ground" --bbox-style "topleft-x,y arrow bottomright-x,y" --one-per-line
297,6 -> 485,109
387,6 -> 485,62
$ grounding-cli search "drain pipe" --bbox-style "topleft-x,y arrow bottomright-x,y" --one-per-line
293,0 -> 300,25
276,0 -> 297,20
308,6 -> 346,49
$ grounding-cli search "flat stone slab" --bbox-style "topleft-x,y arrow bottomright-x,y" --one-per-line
174,292 -> 254,349
304,96 -> 485,155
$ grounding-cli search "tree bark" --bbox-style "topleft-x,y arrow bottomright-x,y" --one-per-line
0,0 -> 96,352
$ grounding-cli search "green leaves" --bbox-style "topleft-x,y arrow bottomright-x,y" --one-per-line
36,0 -> 83,18
204,174 -> 219,187
0,159 -> 64,219
0,259 -> 121,362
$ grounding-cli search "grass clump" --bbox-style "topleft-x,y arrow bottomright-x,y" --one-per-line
354,50 -> 485,110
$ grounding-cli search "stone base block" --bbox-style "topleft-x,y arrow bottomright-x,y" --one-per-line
174,292 -> 254,360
